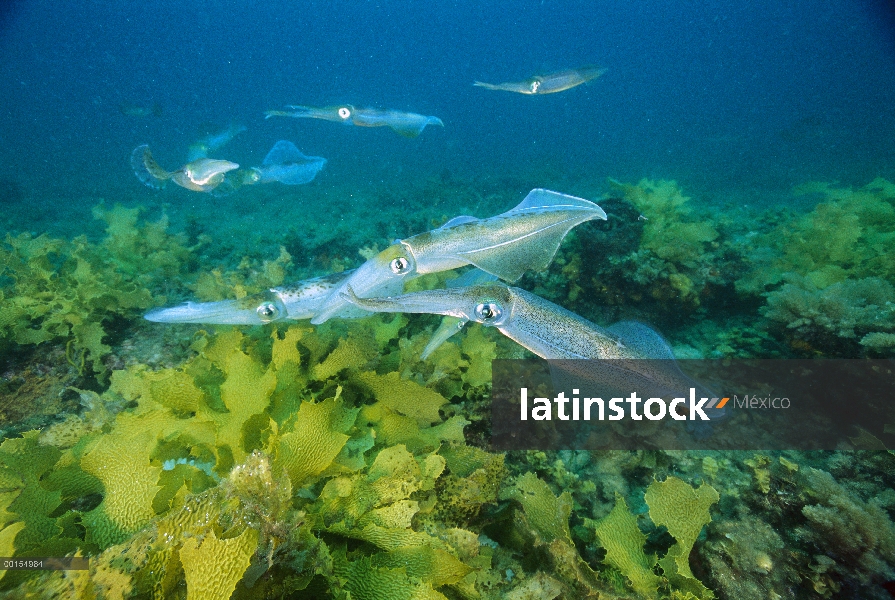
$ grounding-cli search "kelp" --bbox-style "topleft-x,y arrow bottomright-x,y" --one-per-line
0,204 -> 192,379
4,178 -> 895,598
0,312 -> 515,598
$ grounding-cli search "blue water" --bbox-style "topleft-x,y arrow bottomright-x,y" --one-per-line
1,0 -> 894,238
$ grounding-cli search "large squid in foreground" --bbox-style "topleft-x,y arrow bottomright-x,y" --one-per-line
265,105 -> 444,138
131,145 -> 238,193
474,66 -> 607,95
309,189 -> 607,324
341,283 -> 652,360
342,282 -> 725,433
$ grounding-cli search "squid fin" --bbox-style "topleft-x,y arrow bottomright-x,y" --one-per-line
388,116 -> 443,138
458,189 -> 607,281
130,144 -> 171,189
605,321 -> 675,360
438,215 -> 478,229
507,188 -> 607,216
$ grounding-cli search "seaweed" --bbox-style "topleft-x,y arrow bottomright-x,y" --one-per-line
0,204 -> 193,380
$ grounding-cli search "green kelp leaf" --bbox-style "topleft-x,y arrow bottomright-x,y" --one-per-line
592,494 -> 660,598
501,472 -> 571,544
432,447 -> 506,527
200,328 -> 246,367
332,428 -> 376,473
269,327 -> 310,424
276,393 -> 356,487
373,313 -> 408,350
372,546 -> 473,586
0,522 -> 26,581
355,371 -> 448,426
0,431 -> 63,551
80,407 -> 194,548
501,472 -> 602,596
147,369 -> 206,413
317,446 -> 447,551
658,545 -> 715,600
644,476 -> 718,580
460,325 -> 496,388
180,528 -> 259,600
312,335 -> 378,381
211,346 -> 277,463
362,405 -> 467,453
423,338 -> 466,396
271,325 -> 306,370
439,444 -> 494,478
334,551 -> 448,600
80,415 -> 164,548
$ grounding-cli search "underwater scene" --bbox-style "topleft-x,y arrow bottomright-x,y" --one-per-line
1,0 -> 895,598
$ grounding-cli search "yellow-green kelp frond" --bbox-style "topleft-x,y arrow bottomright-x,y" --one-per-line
1,204 -> 194,380
2,316 -> 521,598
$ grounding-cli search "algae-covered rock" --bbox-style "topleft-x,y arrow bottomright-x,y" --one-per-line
501,472 -> 602,596
355,371 -> 449,426
612,178 -> 718,265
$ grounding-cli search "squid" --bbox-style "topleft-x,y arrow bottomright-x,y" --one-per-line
474,66 -> 607,95
144,271 -> 359,325
187,124 -> 247,162
244,140 -> 326,185
421,268 -> 498,360
216,140 -> 327,195
265,104 -> 444,138
340,283 -> 724,427
340,283 -> 640,360
144,268 -> 491,360
131,145 -> 238,193
309,188 -> 607,324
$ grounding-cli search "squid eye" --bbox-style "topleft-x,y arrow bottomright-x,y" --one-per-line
338,107 -> 351,119
474,302 -> 502,322
530,81 -> 540,93
390,257 -> 410,274
256,302 -> 280,323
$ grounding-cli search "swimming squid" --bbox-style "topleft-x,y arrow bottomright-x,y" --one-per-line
119,101 -> 163,118
474,66 -> 607,95
340,283 -> 638,359
144,271 -> 361,325
245,140 -> 326,185
341,283 -> 722,428
309,189 -> 607,324
131,145 -> 238,193
265,105 -> 444,138
214,140 -> 327,195
187,124 -> 247,162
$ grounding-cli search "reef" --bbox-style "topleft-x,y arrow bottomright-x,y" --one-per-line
1,177 -> 894,598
